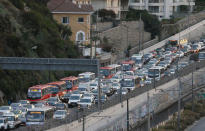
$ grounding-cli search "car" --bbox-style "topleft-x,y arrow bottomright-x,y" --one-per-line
145,78 -> 152,84
3,112 -> 22,129
78,97 -> 94,109
90,89 -> 100,98
181,48 -> 189,56
12,110 -> 22,118
164,51 -> 172,56
55,103 -> 68,110
83,93 -> 95,99
0,117 -> 9,130
34,102 -> 46,108
90,82 -> 98,90
68,94 -> 83,107
102,87 -> 114,96
53,110 -> 67,119
116,88 -> 128,95
18,114 -> 26,125
198,52 -> 205,61
0,106 -> 12,114
47,97 -> 60,106
18,100 -> 30,105
22,104 -> 34,109
10,103 -> 22,111
158,61 -> 168,70
169,68 -> 175,75
191,44 -> 201,53
140,81 -> 145,87
125,71 -> 135,77
179,62 -> 189,68
95,94 -> 108,104
112,82 -> 121,90
176,51 -> 184,58
78,87 -> 89,94
143,53 -> 153,64
60,93 -> 71,103
164,71 -> 171,77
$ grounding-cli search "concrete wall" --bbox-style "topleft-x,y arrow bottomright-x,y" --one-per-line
99,21 -> 151,61
96,22 -> 113,32
161,11 -> 205,40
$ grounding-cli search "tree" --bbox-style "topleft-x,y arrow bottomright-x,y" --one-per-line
96,9 -> 116,22
126,8 -> 161,39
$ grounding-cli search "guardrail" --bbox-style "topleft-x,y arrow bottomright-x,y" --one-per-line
16,60 -> 205,131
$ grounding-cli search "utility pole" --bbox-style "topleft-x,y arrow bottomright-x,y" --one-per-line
90,23 -> 93,59
147,85 -> 150,131
177,57 -> 181,131
138,13 -> 142,53
127,98 -> 129,131
97,60 -> 101,111
192,63 -> 194,111
82,109 -> 85,131
94,11 -> 98,59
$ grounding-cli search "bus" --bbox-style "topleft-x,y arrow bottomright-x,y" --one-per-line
121,76 -> 141,90
47,81 -> 67,98
26,107 -> 54,125
60,76 -> 79,91
78,72 -> 95,83
131,54 -> 144,68
148,66 -> 165,81
121,60 -> 135,71
100,66 -> 115,79
27,85 -> 52,102
108,64 -> 121,73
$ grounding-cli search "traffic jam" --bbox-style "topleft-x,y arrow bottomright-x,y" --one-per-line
0,38 -> 205,130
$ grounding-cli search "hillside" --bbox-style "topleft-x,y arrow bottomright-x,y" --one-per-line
0,0 -> 79,102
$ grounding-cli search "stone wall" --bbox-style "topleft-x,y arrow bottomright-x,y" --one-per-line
96,22 -> 113,32
99,21 -> 151,61
161,11 -> 205,40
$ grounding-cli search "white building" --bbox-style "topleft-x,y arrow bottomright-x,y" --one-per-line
129,0 -> 195,20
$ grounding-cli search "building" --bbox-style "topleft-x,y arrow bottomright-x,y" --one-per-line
91,0 -> 125,18
47,0 -> 93,45
129,0 -> 195,20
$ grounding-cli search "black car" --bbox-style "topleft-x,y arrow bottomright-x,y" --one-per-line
60,93 -> 71,103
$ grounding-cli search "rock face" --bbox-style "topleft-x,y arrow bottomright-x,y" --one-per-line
99,21 -> 151,61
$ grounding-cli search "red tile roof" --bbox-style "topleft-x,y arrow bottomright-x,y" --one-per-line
47,0 -> 93,13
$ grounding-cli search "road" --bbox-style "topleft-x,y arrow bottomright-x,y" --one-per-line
140,19 -> 205,54
186,117 -> 205,131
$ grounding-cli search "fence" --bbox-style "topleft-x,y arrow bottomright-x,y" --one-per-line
16,60 -> 205,131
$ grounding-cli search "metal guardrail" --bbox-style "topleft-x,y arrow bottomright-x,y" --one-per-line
15,60 -> 205,131
0,57 -> 99,73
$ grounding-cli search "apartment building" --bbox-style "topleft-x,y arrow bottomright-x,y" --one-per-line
129,0 -> 195,20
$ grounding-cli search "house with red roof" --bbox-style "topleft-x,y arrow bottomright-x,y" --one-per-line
47,0 -> 93,45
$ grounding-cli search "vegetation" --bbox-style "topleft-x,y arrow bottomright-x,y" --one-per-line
195,0 -> 205,12
0,0 -> 79,102
126,8 -> 161,39
94,9 -> 116,22
152,99 -> 205,131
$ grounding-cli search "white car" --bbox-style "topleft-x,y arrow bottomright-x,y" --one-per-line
0,117 -> 9,130
78,97 -> 94,109
176,51 -> 184,57
112,82 -> 121,90
19,100 -> 30,105
68,94 -> 82,107
3,112 -> 22,129
53,110 -> 67,119
145,78 -> 152,84
0,106 -> 12,114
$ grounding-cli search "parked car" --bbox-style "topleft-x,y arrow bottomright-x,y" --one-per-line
53,110 -> 67,119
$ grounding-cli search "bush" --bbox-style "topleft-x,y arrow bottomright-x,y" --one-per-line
126,9 -> 160,38
8,0 -> 24,10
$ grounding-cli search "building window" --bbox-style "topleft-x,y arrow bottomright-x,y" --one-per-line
62,17 -> 69,24
76,31 -> 85,42
78,17 -> 84,23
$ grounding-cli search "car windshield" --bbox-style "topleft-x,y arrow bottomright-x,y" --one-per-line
63,94 -> 71,97
70,95 -> 80,100
6,116 -> 15,121
0,106 -> 9,110
90,83 -> 97,86
122,79 -> 134,87
199,53 -> 205,58
11,103 -> 20,107
122,64 -> 131,71
48,98 -> 58,102
20,100 -> 28,104
56,103 -> 64,107
80,99 -> 91,103
78,88 -> 87,91
55,111 -> 66,115
192,45 -> 199,49
79,77 -> 90,83
148,69 -> 160,77
0,120 -> 3,123
112,83 -> 119,86
51,87 -> 59,93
